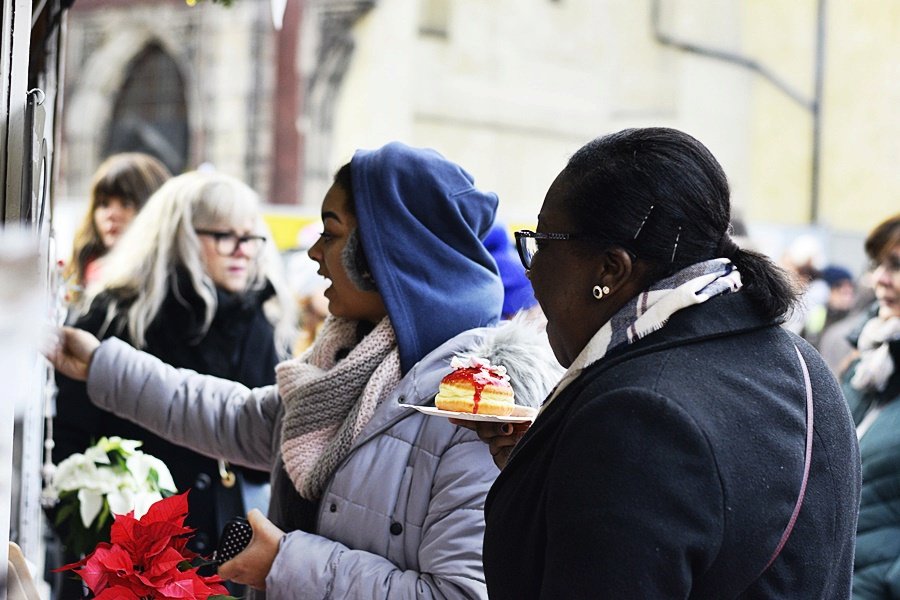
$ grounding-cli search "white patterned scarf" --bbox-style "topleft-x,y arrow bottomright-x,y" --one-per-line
542,258 -> 743,411
276,316 -> 401,500
850,314 -> 900,393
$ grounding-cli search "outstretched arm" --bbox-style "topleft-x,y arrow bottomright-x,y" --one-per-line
63,336 -> 280,472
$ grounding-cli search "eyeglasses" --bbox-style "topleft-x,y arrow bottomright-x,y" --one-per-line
196,229 -> 267,257
514,229 -> 604,270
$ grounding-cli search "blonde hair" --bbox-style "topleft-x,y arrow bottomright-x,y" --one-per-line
65,153 -> 171,286
83,170 -> 296,355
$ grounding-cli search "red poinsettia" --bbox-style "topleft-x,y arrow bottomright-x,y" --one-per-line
56,491 -> 233,599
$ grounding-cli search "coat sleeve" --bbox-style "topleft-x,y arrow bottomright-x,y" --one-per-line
265,432 -> 494,600
538,388 -> 723,598
86,337 -> 280,471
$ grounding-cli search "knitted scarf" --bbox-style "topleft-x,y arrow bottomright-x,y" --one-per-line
850,314 -> 900,392
276,315 -> 401,500
543,258 -> 743,410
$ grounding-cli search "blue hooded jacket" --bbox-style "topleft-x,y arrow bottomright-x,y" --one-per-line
351,142 -> 503,374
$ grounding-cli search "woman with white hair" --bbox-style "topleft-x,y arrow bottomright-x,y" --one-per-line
52,171 -> 296,593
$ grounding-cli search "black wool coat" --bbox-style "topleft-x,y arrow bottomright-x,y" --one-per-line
484,292 -> 861,599
54,276 -> 280,555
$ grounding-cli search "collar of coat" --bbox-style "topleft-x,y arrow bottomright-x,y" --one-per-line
503,291 -> 779,469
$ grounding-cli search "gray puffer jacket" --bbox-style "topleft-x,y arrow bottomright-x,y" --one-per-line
85,319 -> 561,599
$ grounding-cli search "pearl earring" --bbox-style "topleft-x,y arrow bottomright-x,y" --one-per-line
592,285 -> 610,300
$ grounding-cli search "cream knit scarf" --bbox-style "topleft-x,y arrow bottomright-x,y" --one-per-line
276,315 -> 401,500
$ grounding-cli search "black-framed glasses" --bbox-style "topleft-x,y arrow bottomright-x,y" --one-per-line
514,229 -> 604,270
196,229 -> 267,257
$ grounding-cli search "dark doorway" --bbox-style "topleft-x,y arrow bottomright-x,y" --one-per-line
104,42 -> 189,175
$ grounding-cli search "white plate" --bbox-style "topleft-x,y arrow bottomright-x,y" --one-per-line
403,404 -> 537,423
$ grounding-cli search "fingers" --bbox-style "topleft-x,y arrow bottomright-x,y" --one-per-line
476,421 -> 531,441
40,328 -> 61,362
218,510 -> 284,590
492,446 -> 515,470
489,434 -> 522,470
246,508 -> 284,539
447,418 -> 478,431
66,327 -> 101,362
46,327 -> 101,381
446,417 -> 533,470
485,422 -> 531,470
448,418 -> 532,443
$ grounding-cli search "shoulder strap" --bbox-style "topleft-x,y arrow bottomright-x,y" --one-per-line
761,344 -> 815,573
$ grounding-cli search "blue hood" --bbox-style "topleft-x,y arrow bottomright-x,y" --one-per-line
351,142 -> 503,373
483,223 -> 538,317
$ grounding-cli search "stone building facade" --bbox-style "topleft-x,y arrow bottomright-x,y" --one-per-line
57,0 -> 899,261
59,0 -> 283,202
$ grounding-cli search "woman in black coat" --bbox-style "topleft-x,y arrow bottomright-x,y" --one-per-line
463,128 -> 861,598
53,171 -> 295,593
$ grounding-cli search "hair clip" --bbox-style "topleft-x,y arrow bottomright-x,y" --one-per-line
633,205 -> 654,239
670,226 -> 681,262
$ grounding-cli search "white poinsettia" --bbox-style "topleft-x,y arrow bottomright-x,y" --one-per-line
106,487 -> 163,522
126,451 -> 177,494
44,436 -> 177,529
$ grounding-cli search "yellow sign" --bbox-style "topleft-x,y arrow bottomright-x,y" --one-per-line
262,211 -> 318,251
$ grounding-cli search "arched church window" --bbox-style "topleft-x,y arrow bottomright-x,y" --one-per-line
104,43 -> 189,175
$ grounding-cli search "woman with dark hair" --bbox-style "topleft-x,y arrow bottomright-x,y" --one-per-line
47,142 -> 561,599
64,152 -> 171,299
465,128 -> 861,598
840,213 -> 900,599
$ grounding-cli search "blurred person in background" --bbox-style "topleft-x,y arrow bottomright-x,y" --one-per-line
819,277 -> 876,374
780,233 -> 829,335
63,152 -> 171,305
286,223 -> 330,354
52,170 -> 296,597
47,142 -> 561,599
802,264 -> 857,350
483,222 -> 542,321
838,213 -> 900,600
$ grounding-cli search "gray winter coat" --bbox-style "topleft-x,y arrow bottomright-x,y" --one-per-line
85,320 -> 560,599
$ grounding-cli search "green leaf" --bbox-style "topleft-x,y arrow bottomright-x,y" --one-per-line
54,502 -> 75,526
58,489 -> 78,502
93,501 -> 110,533
191,556 -> 219,568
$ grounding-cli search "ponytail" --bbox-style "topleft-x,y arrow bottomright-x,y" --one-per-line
719,235 -> 799,321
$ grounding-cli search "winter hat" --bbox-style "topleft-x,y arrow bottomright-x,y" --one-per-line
821,265 -> 853,288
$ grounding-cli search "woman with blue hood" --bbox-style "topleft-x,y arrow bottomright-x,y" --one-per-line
47,142 -> 562,599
